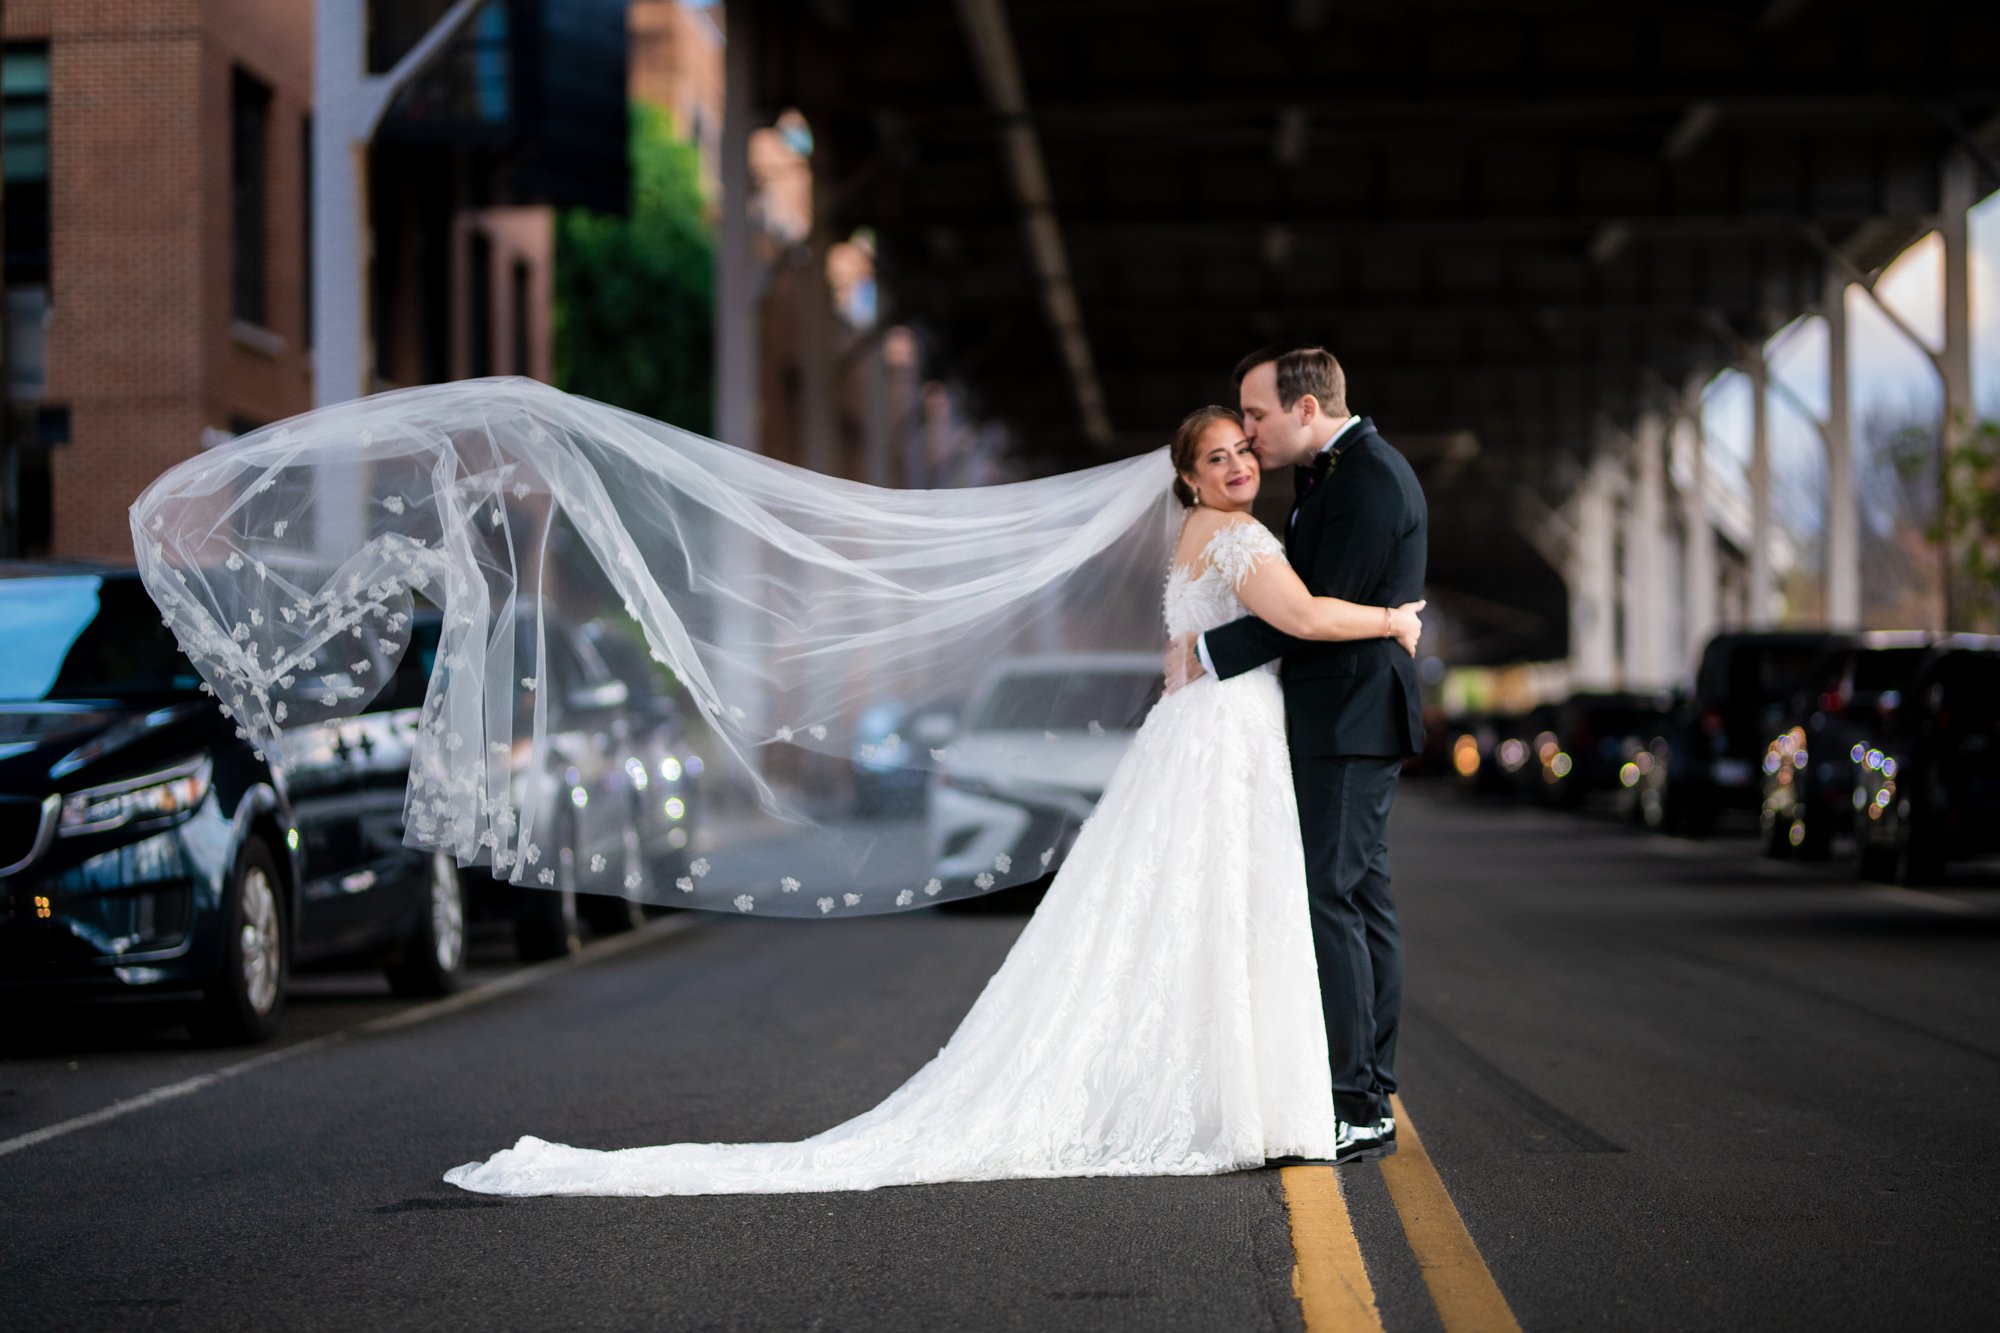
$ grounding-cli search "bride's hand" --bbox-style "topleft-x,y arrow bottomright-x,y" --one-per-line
1388,601 -> 1425,656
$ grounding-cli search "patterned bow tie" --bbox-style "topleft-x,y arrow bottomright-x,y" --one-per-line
1294,448 -> 1339,501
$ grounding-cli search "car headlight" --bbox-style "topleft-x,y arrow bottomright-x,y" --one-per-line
59,756 -> 213,837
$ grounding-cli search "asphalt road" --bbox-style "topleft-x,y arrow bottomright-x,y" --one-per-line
4,782 -> 1998,1331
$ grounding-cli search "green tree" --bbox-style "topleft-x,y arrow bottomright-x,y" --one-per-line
1886,413 -> 2000,632
554,102 -> 714,433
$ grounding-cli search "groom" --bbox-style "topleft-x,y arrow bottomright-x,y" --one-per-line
1165,344 -> 1428,1165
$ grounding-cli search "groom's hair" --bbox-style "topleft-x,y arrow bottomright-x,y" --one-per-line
1232,344 -> 1348,417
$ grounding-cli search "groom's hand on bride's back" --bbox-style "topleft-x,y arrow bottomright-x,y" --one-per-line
1163,633 -> 1204,694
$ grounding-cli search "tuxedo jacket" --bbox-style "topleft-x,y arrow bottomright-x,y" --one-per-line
1206,418 -> 1428,758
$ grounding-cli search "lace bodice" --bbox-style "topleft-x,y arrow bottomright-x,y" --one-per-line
1162,519 -> 1287,639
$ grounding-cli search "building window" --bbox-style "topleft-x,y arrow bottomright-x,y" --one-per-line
231,68 -> 273,328
4,45 -> 51,286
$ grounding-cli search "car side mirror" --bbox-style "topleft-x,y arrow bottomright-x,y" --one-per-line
910,711 -> 956,745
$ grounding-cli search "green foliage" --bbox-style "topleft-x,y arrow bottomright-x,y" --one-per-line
1946,417 -> 2000,630
553,102 -> 714,433
1886,412 -> 2000,631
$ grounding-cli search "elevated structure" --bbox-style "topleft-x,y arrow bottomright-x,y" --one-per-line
723,0 -> 2000,666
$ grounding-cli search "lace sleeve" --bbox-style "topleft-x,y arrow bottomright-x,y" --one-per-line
1201,520 -> 1286,592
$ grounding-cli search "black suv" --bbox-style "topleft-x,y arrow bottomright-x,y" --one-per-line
1854,636 -> 2000,884
1759,632 -> 1931,860
0,567 -> 464,1042
1541,691 -> 1675,808
1644,630 -> 1848,835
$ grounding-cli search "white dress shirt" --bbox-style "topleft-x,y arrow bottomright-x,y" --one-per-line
1193,415 -> 1362,679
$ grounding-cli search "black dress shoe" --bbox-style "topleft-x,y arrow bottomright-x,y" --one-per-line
1332,1116 -> 1397,1164
1266,1116 -> 1397,1168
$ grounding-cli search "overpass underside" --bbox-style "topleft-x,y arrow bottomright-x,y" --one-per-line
728,0 -> 2000,666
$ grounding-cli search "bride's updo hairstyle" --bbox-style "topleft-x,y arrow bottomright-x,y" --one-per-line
1171,405 -> 1245,508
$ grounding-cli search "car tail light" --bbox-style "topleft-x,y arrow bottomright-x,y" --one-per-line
1701,709 -> 1725,738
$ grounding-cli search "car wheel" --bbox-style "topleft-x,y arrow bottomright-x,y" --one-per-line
385,851 -> 468,997
190,838 -> 287,1045
514,819 -> 582,961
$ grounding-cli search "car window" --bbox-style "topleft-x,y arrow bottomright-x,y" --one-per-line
973,669 -> 1161,733
1934,653 -> 2000,728
379,615 -> 442,712
0,577 -> 204,700
1722,645 -> 1825,708
1851,648 -> 1927,695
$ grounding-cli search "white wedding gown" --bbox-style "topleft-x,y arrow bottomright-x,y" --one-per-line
445,521 -> 1337,1196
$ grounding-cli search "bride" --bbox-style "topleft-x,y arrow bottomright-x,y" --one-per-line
441,404 -> 1422,1197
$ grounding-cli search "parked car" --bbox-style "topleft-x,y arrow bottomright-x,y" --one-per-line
849,699 -> 930,817
1450,708 -> 1550,797
1759,632 -> 1931,860
1643,630 -> 1848,835
0,566 -> 463,1043
1854,636 -> 2000,884
408,608 -> 665,957
579,620 -> 705,896
926,654 -> 1160,897
1541,691 -> 1675,807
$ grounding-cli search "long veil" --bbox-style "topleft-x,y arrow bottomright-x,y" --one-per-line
129,377 -> 1182,915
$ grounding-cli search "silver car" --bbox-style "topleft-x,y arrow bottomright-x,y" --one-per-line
926,653 -> 1161,893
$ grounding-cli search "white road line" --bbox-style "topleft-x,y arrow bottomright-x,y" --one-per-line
0,913 -> 703,1161
1862,885 -> 1988,917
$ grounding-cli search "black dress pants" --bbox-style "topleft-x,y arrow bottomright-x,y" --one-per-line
1291,753 -> 1403,1126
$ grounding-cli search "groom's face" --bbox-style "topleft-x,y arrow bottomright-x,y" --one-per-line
1237,362 -> 1317,469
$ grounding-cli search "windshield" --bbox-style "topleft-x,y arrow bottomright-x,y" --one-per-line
1703,642 -> 1826,710
973,669 -> 1161,733
0,576 -> 205,701
1851,647 -> 1928,695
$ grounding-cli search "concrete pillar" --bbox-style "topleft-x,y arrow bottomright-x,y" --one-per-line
710,0 -> 766,762
715,0 -> 760,455
1624,416 -> 1670,688
1569,458 -> 1620,689
1681,381 -> 1719,664
311,0 -> 375,565
312,0 -> 369,409
1823,275 -> 1861,627
1747,354 -> 1775,624
1940,148 -> 1975,631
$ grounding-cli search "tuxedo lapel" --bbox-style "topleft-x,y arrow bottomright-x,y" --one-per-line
1287,419 -> 1376,570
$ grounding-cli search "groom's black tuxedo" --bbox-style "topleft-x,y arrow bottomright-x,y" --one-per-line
1205,418 -> 1427,754
1204,416 -> 1427,1129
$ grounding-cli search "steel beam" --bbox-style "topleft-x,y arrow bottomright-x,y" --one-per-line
1940,149 -> 1976,631
1680,376 -> 1720,668
717,0 -> 762,454
1824,275 -> 1860,626
1747,351 -> 1775,625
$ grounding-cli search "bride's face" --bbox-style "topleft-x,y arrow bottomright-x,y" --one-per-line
1182,420 -> 1260,510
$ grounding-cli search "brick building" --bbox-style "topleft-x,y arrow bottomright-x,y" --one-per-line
2,0 -> 316,560
0,0 -> 624,562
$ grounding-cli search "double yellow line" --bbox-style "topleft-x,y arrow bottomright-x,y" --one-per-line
1280,1095 -> 1521,1332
